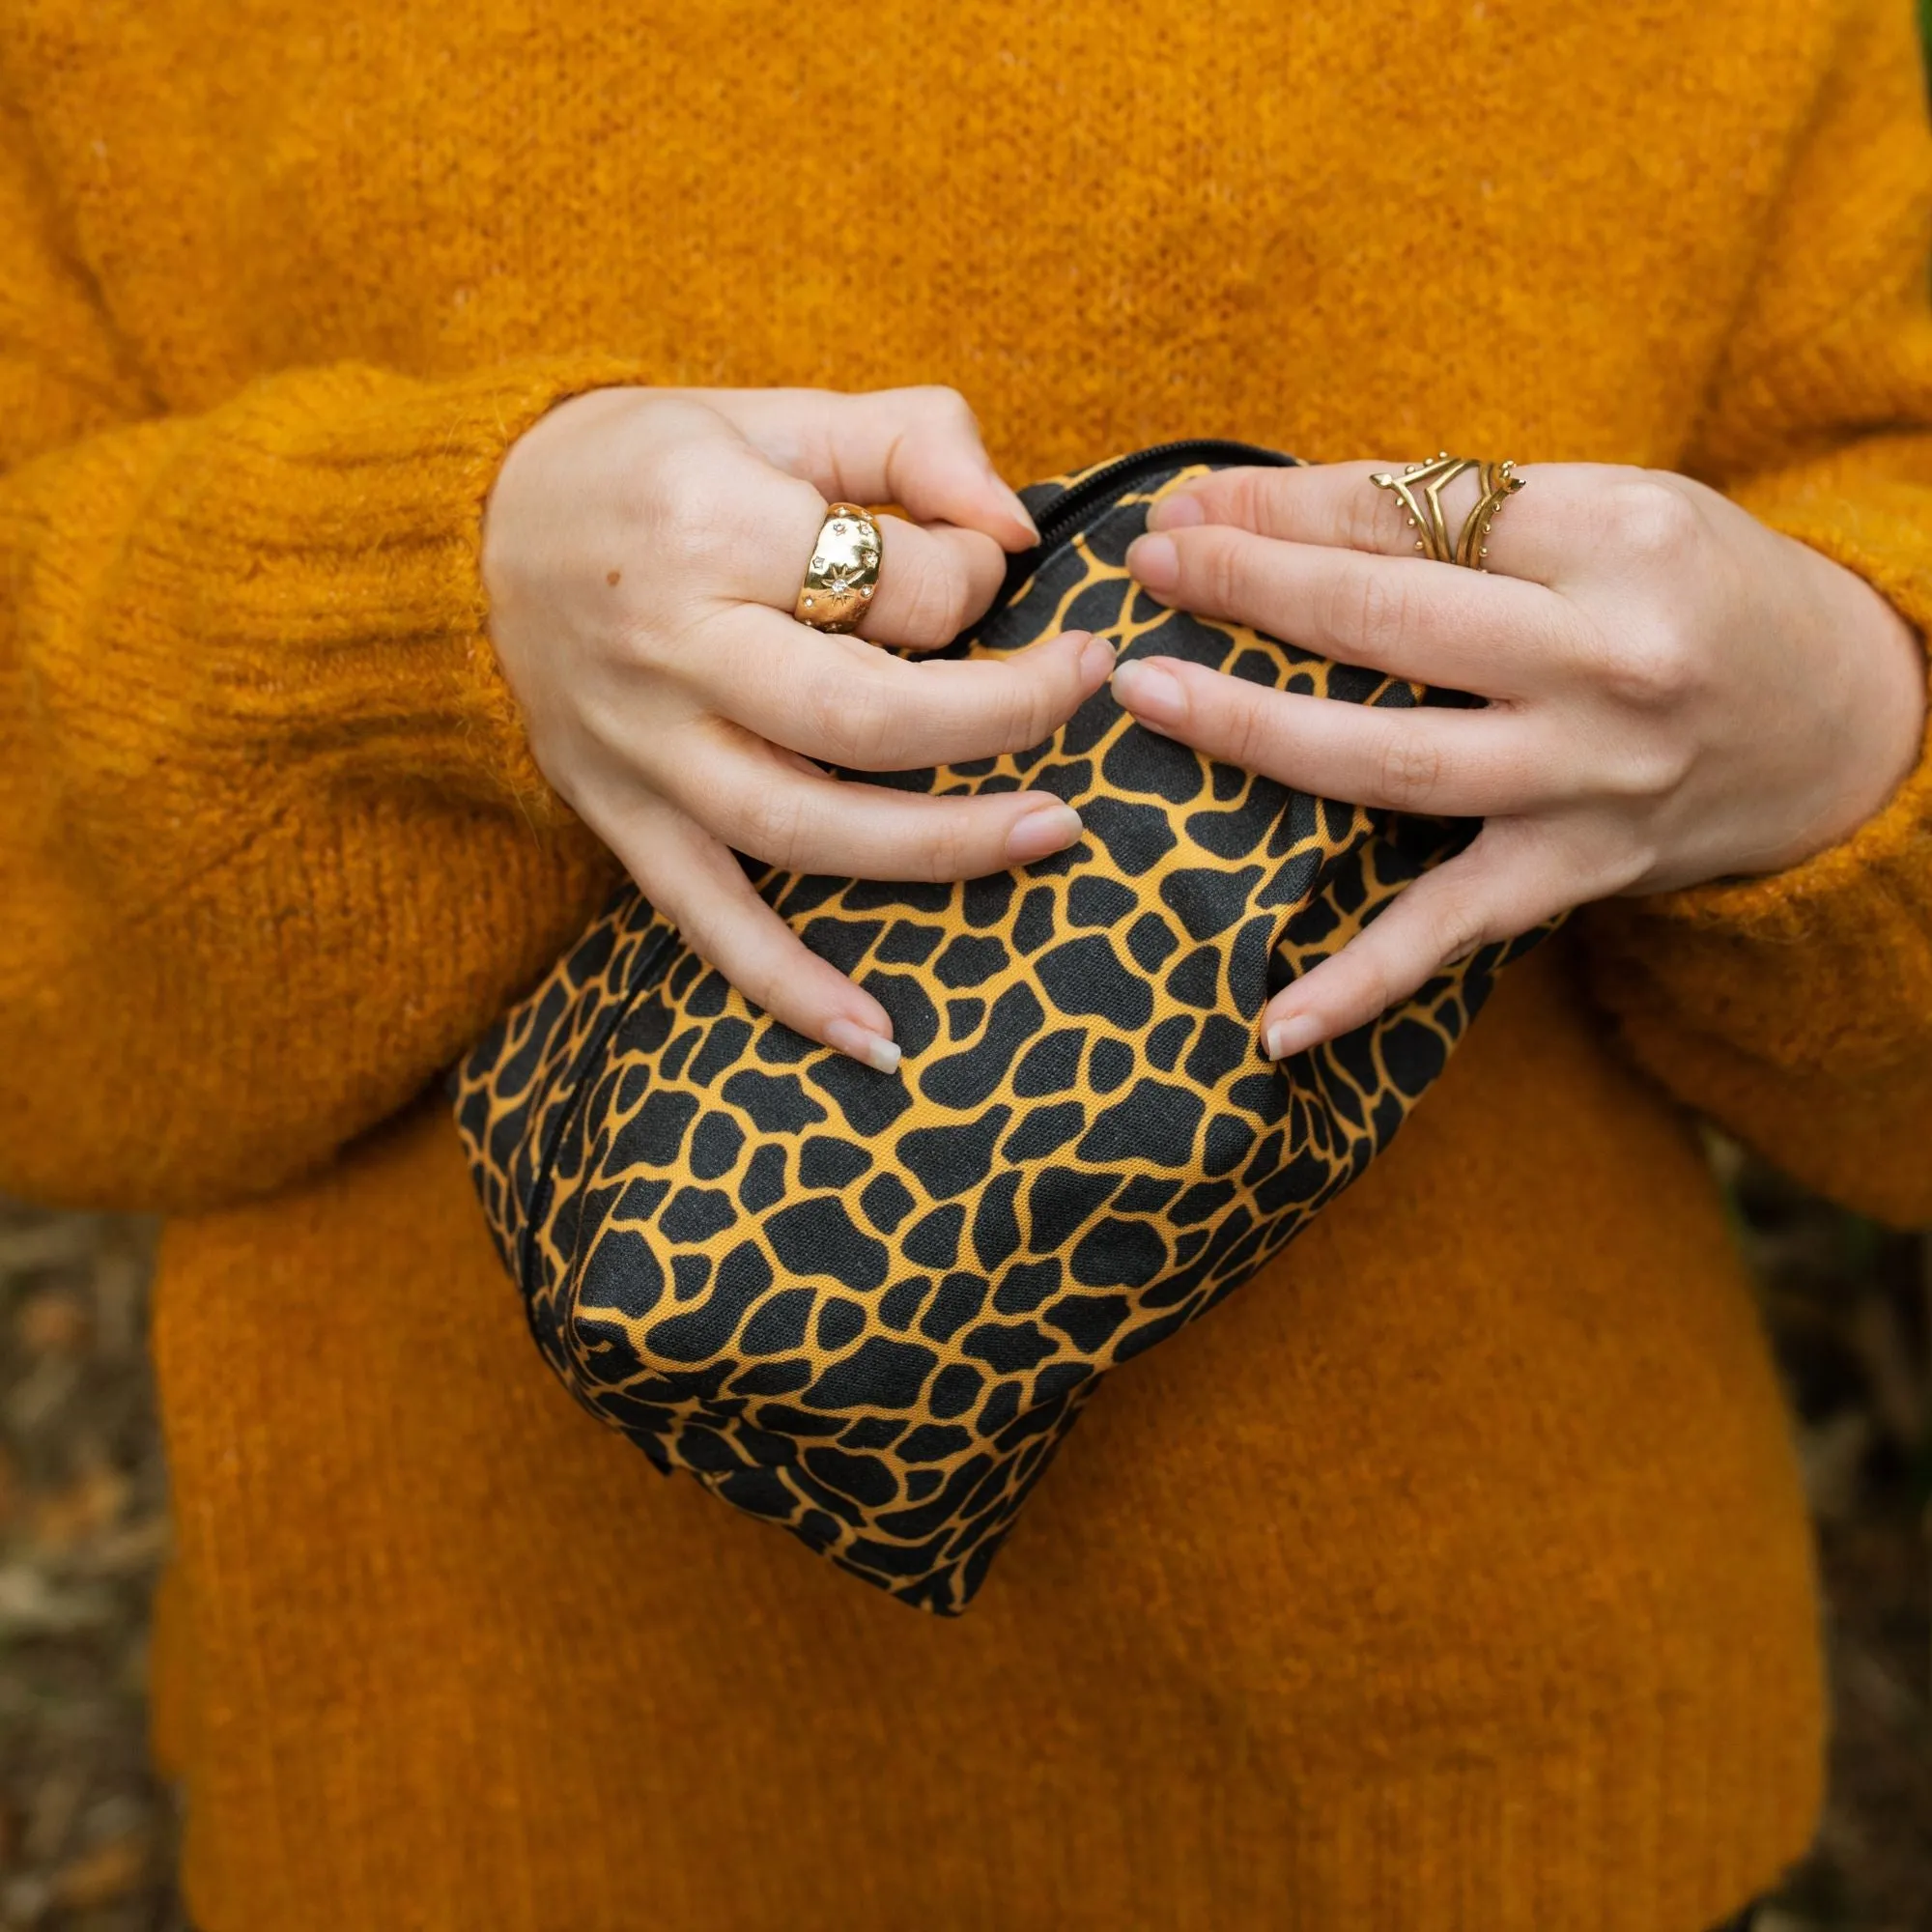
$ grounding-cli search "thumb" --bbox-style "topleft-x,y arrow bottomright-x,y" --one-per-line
1257,820 -> 1577,1060
699,384 -> 1039,551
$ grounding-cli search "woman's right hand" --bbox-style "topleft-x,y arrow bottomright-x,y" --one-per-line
482,384 -> 1112,1070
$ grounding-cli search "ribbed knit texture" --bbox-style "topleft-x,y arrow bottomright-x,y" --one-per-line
1,0 -> 1930,1925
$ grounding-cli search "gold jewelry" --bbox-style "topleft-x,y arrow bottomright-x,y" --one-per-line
1370,453 -> 1525,570
793,502 -> 883,632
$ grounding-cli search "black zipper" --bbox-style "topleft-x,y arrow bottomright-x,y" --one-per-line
1023,438 -> 1300,555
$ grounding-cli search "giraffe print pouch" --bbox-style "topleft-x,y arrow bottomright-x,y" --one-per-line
453,443 -> 1549,1613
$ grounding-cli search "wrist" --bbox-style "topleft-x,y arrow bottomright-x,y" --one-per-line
1790,545 -> 1928,867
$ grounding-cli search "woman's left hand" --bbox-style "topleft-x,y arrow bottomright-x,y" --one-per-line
1113,461 -> 1927,1061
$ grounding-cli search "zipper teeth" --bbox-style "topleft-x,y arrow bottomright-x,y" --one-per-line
1025,438 -> 1298,553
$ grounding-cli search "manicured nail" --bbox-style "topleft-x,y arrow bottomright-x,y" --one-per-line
1147,493 -> 1205,531
1126,531 -> 1179,590
825,1019 -> 902,1074
1264,1012 -> 1324,1061
1004,487 -> 1041,543
1007,801 -> 1084,864
1111,657 -> 1185,722
1079,633 -> 1117,682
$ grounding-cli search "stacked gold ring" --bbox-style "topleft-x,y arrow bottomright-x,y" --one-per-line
793,502 -> 884,633
1370,453 -> 1524,571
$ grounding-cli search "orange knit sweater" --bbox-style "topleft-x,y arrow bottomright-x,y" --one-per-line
4,0 -> 1932,1925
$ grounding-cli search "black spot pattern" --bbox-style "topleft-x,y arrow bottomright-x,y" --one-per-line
453,447 -> 1561,1620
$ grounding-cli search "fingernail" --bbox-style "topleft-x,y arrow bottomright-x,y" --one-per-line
1079,633 -> 1117,682
1147,493 -> 1205,531
1264,1012 -> 1324,1061
824,1018 -> 902,1074
985,467 -> 1039,542
1007,801 -> 1084,865
1126,531 -> 1179,590
1111,657 -> 1184,722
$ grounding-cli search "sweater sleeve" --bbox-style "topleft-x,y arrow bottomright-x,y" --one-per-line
1577,0 -> 1932,1227
0,102 -> 635,1212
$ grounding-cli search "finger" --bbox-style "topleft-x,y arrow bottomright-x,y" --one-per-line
1124,520 -> 1566,696
698,608 -> 1116,770
1110,655 -> 1571,815
669,426 -> 1009,644
735,506 -> 1008,650
856,518 -> 1009,651
660,724 -> 1088,879
1256,821 -> 1579,1059
1145,459 -> 1622,589
696,384 -> 1039,550
596,794 -> 905,1072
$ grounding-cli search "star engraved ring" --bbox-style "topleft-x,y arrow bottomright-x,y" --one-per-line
1370,453 -> 1525,570
793,501 -> 884,633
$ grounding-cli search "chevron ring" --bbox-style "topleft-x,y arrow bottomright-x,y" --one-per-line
1370,453 -> 1525,571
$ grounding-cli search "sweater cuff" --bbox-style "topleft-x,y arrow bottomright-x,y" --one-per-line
184,354 -> 655,822
1582,456 -> 1932,1074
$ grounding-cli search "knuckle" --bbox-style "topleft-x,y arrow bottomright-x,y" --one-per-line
811,675 -> 900,769
732,783 -> 810,868
606,611 -> 657,670
1349,952 -> 1404,1026
1349,480 -> 1403,554
1226,688 -> 1279,774
771,472 -> 825,531
1200,530 -> 1247,611
1219,695 -> 1257,768
1250,467 -> 1306,535
763,476 -> 827,564
698,914 -> 781,1009
1416,852 -> 1503,966
1604,475 -> 1701,565
1432,900 -> 1489,969
1376,729 -> 1443,809
908,384 -> 975,429
612,596 -> 706,671
1603,727 -> 1695,802
1598,623 -> 1700,709
1337,563 -> 1417,653
1005,666 -> 1058,753
633,859 -> 693,933
893,558 -> 972,645
990,643 -> 1078,754
645,479 -> 732,575
915,809 -> 974,884
1219,469 -> 1265,530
